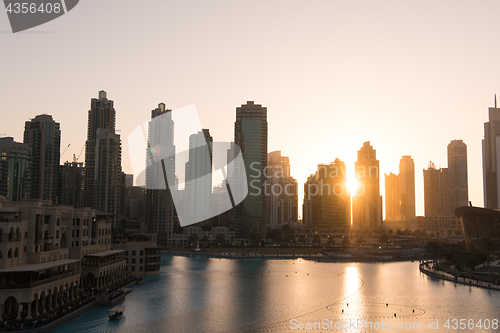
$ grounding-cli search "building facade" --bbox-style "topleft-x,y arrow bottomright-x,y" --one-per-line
399,156 -> 415,220
302,159 -> 351,231
266,151 -> 298,228
23,115 -> 61,203
0,138 -> 31,202
384,172 -> 399,220
234,101 -> 268,243
482,97 -> 500,209
352,141 -> 382,229
146,103 -> 176,246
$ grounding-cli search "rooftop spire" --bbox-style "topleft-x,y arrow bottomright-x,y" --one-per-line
495,94 -> 497,108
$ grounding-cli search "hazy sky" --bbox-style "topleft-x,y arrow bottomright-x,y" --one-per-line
2,0 -> 500,218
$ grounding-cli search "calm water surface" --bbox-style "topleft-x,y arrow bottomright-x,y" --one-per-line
52,255 -> 500,332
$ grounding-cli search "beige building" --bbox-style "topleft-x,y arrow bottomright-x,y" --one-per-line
113,232 -> 160,276
0,197 -> 127,320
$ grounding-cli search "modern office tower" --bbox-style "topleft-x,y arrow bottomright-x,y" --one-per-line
0,137 -> 31,202
93,129 -> 122,227
266,151 -> 298,227
185,129 -> 213,225
448,140 -> 468,211
483,96 -> 500,209
302,159 -> 351,230
59,161 -> 85,208
23,115 -> 61,203
302,174 -> 316,225
399,155 -> 415,220
234,101 -> 268,243
84,90 -> 116,210
352,141 -> 382,229
385,172 -> 399,220
423,162 -> 442,217
146,103 -> 176,246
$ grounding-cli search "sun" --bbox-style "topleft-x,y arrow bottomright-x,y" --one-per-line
346,174 -> 359,196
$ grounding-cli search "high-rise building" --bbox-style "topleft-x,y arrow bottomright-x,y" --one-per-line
302,159 -> 351,230
483,96 -> 500,209
84,91 -> 122,226
384,172 -> 399,220
93,129 -> 122,226
448,140 -> 468,211
0,137 -> 31,202
302,174 -> 316,225
266,151 -> 298,227
23,115 -> 61,203
59,161 -> 85,208
146,103 -> 176,246
352,141 -> 382,229
423,162 -> 442,217
399,156 -> 415,220
234,101 -> 268,243
84,90 -> 116,210
185,129 -> 213,225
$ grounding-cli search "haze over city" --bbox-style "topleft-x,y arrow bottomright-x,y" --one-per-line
2,0 -> 500,216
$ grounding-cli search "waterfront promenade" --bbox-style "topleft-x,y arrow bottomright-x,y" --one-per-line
419,260 -> 500,291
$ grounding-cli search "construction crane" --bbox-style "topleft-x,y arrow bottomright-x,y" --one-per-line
60,143 -> 71,159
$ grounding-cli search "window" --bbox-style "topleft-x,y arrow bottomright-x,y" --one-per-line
139,258 -> 143,264
139,266 -> 143,271
132,250 -> 136,256
131,266 -> 135,272
132,258 -> 136,264
140,250 -> 144,256
25,232 -> 28,238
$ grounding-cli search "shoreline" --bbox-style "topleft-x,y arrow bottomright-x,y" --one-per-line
419,261 -> 500,291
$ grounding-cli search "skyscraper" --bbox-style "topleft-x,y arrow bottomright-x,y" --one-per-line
84,91 -> 122,226
384,172 -> 399,220
84,91 -> 116,209
23,114 -> 61,203
302,159 -> 351,230
352,141 -> 382,229
448,140 -> 468,211
266,151 -> 298,227
146,103 -> 176,245
93,129 -> 122,226
399,156 -> 415,220
234,101 -> 268,243
423,162 -> 447,217
0,137 -> 31,202
483,96 -> 500,209
59,161 -> 85,208
185,129 -> 213,225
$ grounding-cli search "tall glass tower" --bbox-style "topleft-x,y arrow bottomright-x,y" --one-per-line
23,114 -> 60,203
234,101 -> 268,243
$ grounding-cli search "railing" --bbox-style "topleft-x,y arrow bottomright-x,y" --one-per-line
0,271 -> 80,289
85,257 -> 126,269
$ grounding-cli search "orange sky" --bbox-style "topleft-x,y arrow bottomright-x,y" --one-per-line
2,0 -> 499,217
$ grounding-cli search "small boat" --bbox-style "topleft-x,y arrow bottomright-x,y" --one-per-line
108,306 -> 125,320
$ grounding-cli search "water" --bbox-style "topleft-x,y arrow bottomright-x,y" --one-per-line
53,255 -> 500,332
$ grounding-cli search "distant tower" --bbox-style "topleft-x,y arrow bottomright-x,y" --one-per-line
84,91 -> 121,226
483,95 -> 500,209
399,156 -> 415,220
303,159 -> 351,230
23,114 -> 61,202
0,137 -> 31,201
384,172 -> 399,220
266,151 -> 298,227
447,140 -> 468,212
234,101 -> 268,242
146,103 -> 176,246
424,162 -> 444,217
352,141 -> 382,229
185,129 -> 213,226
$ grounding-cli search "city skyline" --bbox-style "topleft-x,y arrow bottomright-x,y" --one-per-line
3,0 -> 499,218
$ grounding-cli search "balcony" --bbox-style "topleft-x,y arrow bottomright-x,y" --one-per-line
0,270 -> 79,289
